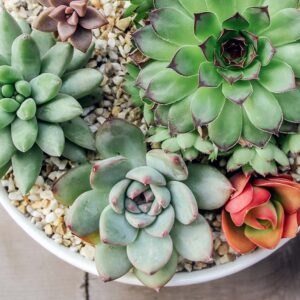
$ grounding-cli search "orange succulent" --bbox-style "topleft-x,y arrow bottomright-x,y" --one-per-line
222,173 -> 300,254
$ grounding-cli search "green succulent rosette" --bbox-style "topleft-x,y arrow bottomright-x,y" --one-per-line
131,0 -> 300,152
53,119 -> 233,289
0,11 -> 103,194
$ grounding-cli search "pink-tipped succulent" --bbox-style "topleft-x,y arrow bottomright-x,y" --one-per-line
33,0 -> 108,52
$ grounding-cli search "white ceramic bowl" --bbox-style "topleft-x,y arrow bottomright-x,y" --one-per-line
0,184 -> 289,286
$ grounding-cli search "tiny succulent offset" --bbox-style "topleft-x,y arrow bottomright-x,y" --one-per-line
0,10 -> 102,194
222,173 -> 300,254
53,119 -> 233,289
33,0 -> 108,52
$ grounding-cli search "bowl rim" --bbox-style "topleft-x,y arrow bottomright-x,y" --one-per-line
0,184 -> 289,287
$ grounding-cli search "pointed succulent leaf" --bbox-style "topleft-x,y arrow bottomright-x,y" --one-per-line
126,180 -> 148,199
171,215 -> 213,261
205,0 -> 237,22
184,164 -> 232,210
95,244 -> 132,282
126,198 -> 141,214
41,42 -> 74,76
243,6 -> 270,34
231,147 -> 255,166
150,184 -> 171,208
222,80 -> 253,105
52,164 -> 92,206
148,198 -> 162,216
67,190 -> 108,238
0,162 -> 11,179
11,118 -> 38,152
145,69 -> 198,104
37,93 -> 83,123
257,37 -> 275,67
199,36 -> 216,62
176,133 -> 196,149
194,12 -> 220,42
61,68 -> 103,99
222,13 -> 249,30
31,30 -> 55,57
125,211 -> 156,228
126,166 -> 166,186
242,61 -> 261,80
146,149 -> 188,181
154,105 -> 170,126
0,66 -> 22,84
11,34 -> 41,81
250,155 -> 277,176
61,117 -> 95,151
109,179 -> 131,214
161,137 -> 181,152
263,0 -> 299,16
96,119 -> 146,168
12,145 -> 43,195
133,25 -> 178,61
127,230 -> 173,275
275,44 -> 300,77
0,127 -> 16,168
178,0 -> 207,14
194,137 -> 214,154
147,127 -> 170,144
16,98 -> 36,121
168,181 -> 198,225
36,122 -> 65,157
199,61 -> 223,87
100,206 -> 138,246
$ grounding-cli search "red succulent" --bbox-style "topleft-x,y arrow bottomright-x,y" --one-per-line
33,0 -> 108,52
222,173 -> 300,254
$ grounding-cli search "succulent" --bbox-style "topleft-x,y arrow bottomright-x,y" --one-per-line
33,0 -> 108,52
0,10 -> 103,194
131,0 -> 300,152
222,173 -> 300,254
123,0 -> 154,26
53,119 -> 233,289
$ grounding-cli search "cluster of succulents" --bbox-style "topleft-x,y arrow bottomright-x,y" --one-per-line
53,119 -> 233,289
0,10 -> 103,194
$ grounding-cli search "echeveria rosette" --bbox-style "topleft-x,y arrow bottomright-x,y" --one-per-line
53,119 -> 233,289
0,11 -> 102,194
33,0 -> 108,52
132,0 -> 300,151
222,173 -> 300,254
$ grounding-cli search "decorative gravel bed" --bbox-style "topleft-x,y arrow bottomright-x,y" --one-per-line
2,0 -> 300,274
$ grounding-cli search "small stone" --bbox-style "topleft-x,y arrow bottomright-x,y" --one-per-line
218,243 -> 229,256
116,17 -> 131,31
44,224 -> 53,236
45,212 -> 57,223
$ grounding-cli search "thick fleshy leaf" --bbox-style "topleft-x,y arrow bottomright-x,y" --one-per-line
275,44 -> 300,77
262,8 -> 300,47
0,110 -> 15,129
222,80 -> 253,105
257,37 -> 275,67
52,164 -> 92,206
217,68 -> 243,84
31,30 -> 55,57
191,87 -> 225,126
150,185 -> 171,208
0,66 -> 22,84
155,0 -> 186,11
32,7 -> 57,33
282,213 -> 298,238
11,118 -> 38,152
169,46 -> 204,76
0,127 -> 16,168
178,0 -> 207,14
243,6 -> 270,34
126,166 -> 166,186
61,68 -> 102,99
11,34 -> 41,81
12,145 -> 43,195
67,190 -> 108,238
263,0 -> 299,16
243,82 -> 283,134
133,25 -> 178,61
208,100 -> 242,151
100,206 -> 138,246
96,119 -> 146,168
127,181 -> 148,199
127,230 -> 173,274
0,162 -> 10,178
0,98 -> 19,113
125,211 -> 156,228
16,98 -> 37,121
199,36 -> 217,61
109,179 -> 131,214
222,13 -> 249,30
259,59 -> 296,93
150,8 -> 197,45
61,117 -> 95,151
171,215 -> 213,261
36,122 -> 65,156
145,69 -> 198,104
194,12 -> 221,42
199,61 -> 222,87
242,61 -> 261,80
146,149 -> 188,181
205,0 -> 237,22
95,244 -> 132,282
221,210 -> 257,254
37,93 -> 83,123
184,164 -> 232,210
134,250 -> 177,291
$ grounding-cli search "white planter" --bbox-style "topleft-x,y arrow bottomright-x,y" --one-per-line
0,184 -> 289,287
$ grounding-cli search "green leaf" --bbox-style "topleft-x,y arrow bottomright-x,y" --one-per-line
243,82 -> 283,134
199,61 -> 223,87
126,166 -> 166,186
61,117 -> 95,151
222,13 -> 249,30
62,140 -> 87,163
125,212 -> 156,228
0,66 -> 22,84
127,230 -> 173,274
259,59 -> 296,93
257,37 -> 275,67
61,68 -> 103,99
0,98 -> 20,112
31,30 -> 55,57
199,36 -> 217,61
194,12 -> 221,42
0,110 -> 15,129
133,25 -> 178,61
41,42 -> 74,76
16,98 -> 37,120
155,0 -> 187,11
52,164 -> 92,206
12,145 -> 43,194
262,8 -> 300,47
95,244 -> 132,282
96,119 -> 146,168
263,0 -> 299,16
0,127 -> 15,168
11,118 -> 38,152
154,105 -> 170,126
169,46 -> 205,76
208,100 -> 242,150
178,0 -> 207,14
150,8 -> 197,45
171,215 -> 213,261
217,68 -> 242,84
242,61 -> 261,80
145,69 -> 198,104
36,122 -> 65,156
222,81 -> 253,105
191,87 -> 225,126
243,7 -> 270,34
205,0 -> 237,22
37,93 -> 83,123
15,80 -> 31,98
11,34 -> 41,81
0,162 -> 11,179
